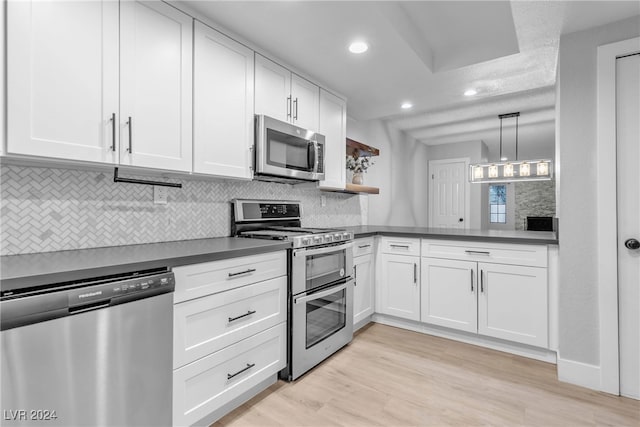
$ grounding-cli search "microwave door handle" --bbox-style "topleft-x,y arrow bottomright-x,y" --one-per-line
294,281 -> 349,305
307,141 -> 315,171
313,141 -> 319,173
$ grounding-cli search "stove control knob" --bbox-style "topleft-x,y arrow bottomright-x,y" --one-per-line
302,238 -> 311,246
325,235 -> 333,243
342,232 -> 350,240
334,233 -> 342,241
314,236 -> 323,244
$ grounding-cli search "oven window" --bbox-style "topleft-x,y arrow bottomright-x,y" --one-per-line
306,250 -> 346,289
305,287 -> 346,349
267,129 -> 312,172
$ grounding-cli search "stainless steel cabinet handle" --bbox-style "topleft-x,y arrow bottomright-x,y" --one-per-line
293,98 -> 298,120
287,96 -> 292,119
358,244 -> 371,249
228,268 -> 256,278
390,244 -> 410,249
414,263 -> 417,284
480,269 -> 484,293
228,310 -> 256,323
227,363 -> 255,380
110,113 -> 116,152
127,116 -> 133,153
354,265 -> 357,287
470,269 -> 474,292
465,250 -> 490,255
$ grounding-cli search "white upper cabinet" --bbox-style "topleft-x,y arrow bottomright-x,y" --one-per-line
255,54 -> 319,131
254,54 -> 291,123
120,1 -> 193,172
7,0 -> 119,163
318,89 -> 347,190
193,22 -> 254,179
291,74 -> 320,131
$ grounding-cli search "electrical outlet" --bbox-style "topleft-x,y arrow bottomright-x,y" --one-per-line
321,195 -> 327,207
154,186 -> 168,204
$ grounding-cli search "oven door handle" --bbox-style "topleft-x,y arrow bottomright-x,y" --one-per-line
294,281 -> 349,305
294,241 -> 353,257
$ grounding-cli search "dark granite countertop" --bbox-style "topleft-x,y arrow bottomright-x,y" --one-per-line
1,237 -> 291,292
343,226 -> 558,245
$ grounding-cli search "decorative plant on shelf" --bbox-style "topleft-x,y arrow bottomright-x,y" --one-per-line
346,155 -> 375,185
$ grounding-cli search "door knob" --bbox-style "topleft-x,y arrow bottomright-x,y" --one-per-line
624,238 -> 640,250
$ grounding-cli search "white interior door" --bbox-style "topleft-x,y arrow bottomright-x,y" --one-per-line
429,159 -> 470,228
617,53 -> 640,400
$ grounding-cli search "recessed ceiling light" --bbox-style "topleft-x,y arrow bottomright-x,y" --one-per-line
464,88 -> 478,96
348,41 -> 368,54
401,102 -> 413,110
500,157 -> 508,161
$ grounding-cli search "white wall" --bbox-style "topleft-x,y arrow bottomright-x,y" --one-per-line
556,16 -> 640,367
426,140 -> 488,230
347,118 -> 429,227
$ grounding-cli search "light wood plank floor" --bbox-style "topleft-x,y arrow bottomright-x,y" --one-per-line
215,323 -> 640,426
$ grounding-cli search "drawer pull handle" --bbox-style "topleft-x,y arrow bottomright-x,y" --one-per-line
465,250 -> 491,255
390,244 -> 410,249
228,310 -> 256,323
227,363 -> 255,380
228,268 -> 256,278
358,244 -> 371,249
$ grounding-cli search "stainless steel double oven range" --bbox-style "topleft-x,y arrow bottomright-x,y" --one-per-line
232,199 -> 354,381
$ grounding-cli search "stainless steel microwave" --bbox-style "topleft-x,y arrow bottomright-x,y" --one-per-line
254,115 -> 325,182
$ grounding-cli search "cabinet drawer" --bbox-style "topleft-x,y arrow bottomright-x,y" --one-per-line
173,323 -> 286,427
353,237 -> 374,257
380,237 -> 421,256
421,240 -> 547,267
173,251 -> 287,303
173,276 -> 287,369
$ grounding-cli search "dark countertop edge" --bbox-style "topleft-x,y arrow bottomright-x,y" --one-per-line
1,242 -> 290,292
349,229 -> 558,245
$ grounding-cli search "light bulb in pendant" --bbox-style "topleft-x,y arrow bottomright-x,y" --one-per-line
473,166 -> 484,180
537,161 -> 549,176
503,163 -> 514,177
520,163 -> 531,177
488,165 -> 498,178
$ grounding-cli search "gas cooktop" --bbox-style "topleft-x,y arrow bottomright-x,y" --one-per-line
232,200 -> 353,248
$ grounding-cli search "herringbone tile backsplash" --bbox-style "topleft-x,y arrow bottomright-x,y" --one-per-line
1,165 -> 365,255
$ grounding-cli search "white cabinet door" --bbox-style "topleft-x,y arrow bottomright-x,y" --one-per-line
7,0 -> 119,163
291,74 -> 319,131
478,263 -> 548,347
254,54 -> 290,123
421,258 -> 477,333
353,254 -> 374,325
193,22 -> 254,179
318,89 -> 347,190
120,1 -> 193,172
378,254 -> 420,321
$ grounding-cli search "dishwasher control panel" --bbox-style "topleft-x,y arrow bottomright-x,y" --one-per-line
68,272 -> 175,308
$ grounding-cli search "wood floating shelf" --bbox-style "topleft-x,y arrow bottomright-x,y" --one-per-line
346,138 -> 379,158
344,183 -> 380,194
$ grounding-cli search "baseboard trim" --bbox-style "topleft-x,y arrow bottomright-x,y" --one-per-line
557,356 -> 601,392
372,314 -> 557,364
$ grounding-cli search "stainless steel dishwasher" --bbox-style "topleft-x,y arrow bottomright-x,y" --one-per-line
1,268 -> 175,426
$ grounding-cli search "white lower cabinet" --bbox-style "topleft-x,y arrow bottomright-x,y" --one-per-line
478,263 -> 548,347
421,258 -> 478,333
172,251 -> 287,426
378,253 -> 420,321
353,238 -> 375,326
420,255 -> 548,348
173,323 -> 286,427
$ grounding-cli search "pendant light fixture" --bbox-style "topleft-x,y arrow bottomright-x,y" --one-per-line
469,112 -> 553,183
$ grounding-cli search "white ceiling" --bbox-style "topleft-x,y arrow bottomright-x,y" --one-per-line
178,0 -> 639,158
